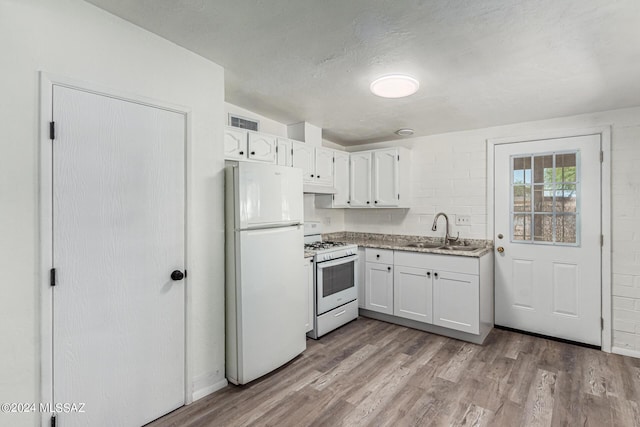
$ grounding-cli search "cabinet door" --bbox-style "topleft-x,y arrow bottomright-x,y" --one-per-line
315,147 -> 334,186
247,132 -> 276,163
333,151 -> 350,207
224,127 -> 247,160
394,266 -> 433,323
357,248 -> 365,308
276,138 -> 292,167
433,270 -> 479,334
304,258 -> 314,333
365,262 -> 393,314
349,152 -> 372,207
373,148 -> 399,207
292,141 -> 315,182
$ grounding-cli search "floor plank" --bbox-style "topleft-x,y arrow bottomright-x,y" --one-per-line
147,318 -> 640,427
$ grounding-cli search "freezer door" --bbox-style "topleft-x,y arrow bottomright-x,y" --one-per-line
236,225 -> 306,384
237,163 -> 303,229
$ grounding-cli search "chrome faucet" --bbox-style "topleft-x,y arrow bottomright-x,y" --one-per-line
432,212 -> 459,245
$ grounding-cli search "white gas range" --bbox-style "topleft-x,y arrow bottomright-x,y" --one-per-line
304,222 -> 359,339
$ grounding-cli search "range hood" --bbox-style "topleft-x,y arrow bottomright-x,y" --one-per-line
303,183 -> 337,194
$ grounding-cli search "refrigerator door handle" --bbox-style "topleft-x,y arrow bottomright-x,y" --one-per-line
240,222 -> 302,231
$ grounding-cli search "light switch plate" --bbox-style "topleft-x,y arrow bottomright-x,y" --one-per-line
455,215 -> 471,226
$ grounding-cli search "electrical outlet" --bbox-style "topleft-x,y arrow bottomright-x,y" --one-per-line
455,215 -> 471,226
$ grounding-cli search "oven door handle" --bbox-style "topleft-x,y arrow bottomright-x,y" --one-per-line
316,254 -> 358,269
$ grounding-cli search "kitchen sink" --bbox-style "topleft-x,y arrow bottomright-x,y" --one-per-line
404,242 -> 443,249
439,245 -> 482,252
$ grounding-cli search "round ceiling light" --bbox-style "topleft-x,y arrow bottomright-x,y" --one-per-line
395,128 -> 414,136
370,74 -> 420,98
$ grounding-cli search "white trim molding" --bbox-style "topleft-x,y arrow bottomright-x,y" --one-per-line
39,72 -> 193,425
486,126 -> 612,353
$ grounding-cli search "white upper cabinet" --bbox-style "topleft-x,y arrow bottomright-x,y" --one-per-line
349,152 -> 372,207
224,127 -> 248,161
314,147 -> 334,186
373,148 -> 399,207
292,141 -> 315,182
247,132 -> 277,163
276,138 -> 293,167
332,151 -> 350,207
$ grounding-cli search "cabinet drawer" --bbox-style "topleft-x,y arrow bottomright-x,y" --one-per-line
365,248 -> 394,264
394,251 -> 478,275
317,300 -> 358,337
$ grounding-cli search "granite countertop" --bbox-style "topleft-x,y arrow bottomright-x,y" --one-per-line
323,232 -> 493,258
304,251 -> 315,258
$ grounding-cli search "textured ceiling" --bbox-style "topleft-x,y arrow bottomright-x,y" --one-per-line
85,0 -> 640,145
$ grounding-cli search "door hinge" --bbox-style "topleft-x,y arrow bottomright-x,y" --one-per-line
600,151 -> 604,163
332,194 -> 335,200
50,268 -> 56,287
49,122 -> 55,140
333,157 -> 335,163
50,414 -> 56,427
397,194 -> 400,200
184,270 -> 188,278
275,145 -> 278,153
601,234 -> 604,246
397,155 -> 400,161
601,317 -> 604,330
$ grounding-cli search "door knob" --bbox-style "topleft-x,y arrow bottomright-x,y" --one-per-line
497,247 -> 504,253
171,270 -> 185,281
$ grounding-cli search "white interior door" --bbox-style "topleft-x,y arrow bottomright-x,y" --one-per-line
52,85 -> 185,426
494,134 -> 601,346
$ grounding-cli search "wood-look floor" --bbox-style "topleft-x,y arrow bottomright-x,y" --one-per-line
149,318 -> 640,427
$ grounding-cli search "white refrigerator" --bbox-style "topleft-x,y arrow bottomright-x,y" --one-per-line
225,162 -> 306,385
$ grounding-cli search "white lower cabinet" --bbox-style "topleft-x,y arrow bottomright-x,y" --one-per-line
304,257 -> 314,333
393,265 -> 432,323
360,248 -> 493,342
365,262 -> 393,315
432,270 -> 479,334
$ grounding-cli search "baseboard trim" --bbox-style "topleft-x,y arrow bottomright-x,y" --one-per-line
192,378 -> 228,402
612,346 -> 640,359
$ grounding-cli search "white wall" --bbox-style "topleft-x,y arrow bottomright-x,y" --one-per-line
303,194 -> 345,233
0,1 -> 226,425
344,106 -> 640,357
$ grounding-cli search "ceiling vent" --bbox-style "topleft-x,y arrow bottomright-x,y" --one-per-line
228,114 -> 259,131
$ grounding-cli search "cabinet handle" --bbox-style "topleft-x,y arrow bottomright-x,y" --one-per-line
374,201 -> 378,204
239,151 -> 244,155
434,272 -> 439,279
347,200 -> 351,204
366,201 -> 370,204
376,254 -> 380,259
311,174 -> 315,177
250,151 -> 255,155
317,175 -> 320,178
387,266 -> 391,271
426,271 -> 431,278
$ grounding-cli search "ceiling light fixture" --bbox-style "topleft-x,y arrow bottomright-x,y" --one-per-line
370,74 -> 420,98
395,128 -> 414,136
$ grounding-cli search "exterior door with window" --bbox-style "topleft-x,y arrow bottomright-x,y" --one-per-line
494,134 -> 601,346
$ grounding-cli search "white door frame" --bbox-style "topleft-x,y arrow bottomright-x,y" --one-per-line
487,126 -> 612,352
39,72 -> 193,425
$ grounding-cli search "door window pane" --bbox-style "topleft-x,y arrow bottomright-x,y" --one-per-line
510,151 -> 579,246
557,215 -> 577,244
513,185 -> 531,212
513,214 -> 531,241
